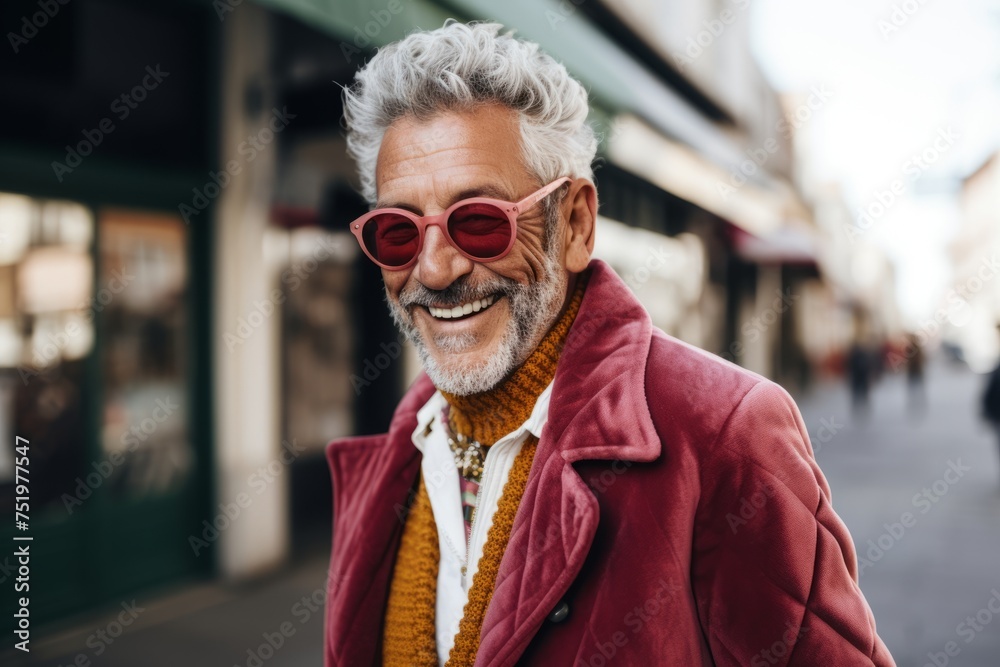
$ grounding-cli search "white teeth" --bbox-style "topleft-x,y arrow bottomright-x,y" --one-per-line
428,295 -> 498,319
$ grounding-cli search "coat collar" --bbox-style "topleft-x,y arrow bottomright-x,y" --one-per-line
545,258 -> 660,464
475,258 -> 660,666
325,258 -> 660,666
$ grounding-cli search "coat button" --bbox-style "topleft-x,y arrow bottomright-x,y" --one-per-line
548,600 -> 569,623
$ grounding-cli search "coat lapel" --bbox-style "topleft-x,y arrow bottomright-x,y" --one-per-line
476,259 -> 664,666
324,375 -> 435,666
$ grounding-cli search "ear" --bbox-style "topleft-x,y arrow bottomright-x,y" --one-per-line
560,178 -> 597,273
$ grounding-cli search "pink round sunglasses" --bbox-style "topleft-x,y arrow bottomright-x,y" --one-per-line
349,177 -> 570,270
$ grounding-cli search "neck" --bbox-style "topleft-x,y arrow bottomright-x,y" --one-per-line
439,271 -> 588,446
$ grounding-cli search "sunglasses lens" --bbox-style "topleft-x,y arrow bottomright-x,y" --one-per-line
447,203 -> 512,259
362,213 -> 420,268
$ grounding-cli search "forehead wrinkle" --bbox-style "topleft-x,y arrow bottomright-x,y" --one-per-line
377,162 -> 517,211
376,145 -> 500,206
385,141 -> 500,176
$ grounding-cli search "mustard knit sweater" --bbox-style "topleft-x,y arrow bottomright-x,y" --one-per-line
381,274 -> 587,666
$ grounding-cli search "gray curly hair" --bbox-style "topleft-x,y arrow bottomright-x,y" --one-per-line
342,20 -> 598,204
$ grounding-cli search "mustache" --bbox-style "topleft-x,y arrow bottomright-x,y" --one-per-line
398,275 -> 519,310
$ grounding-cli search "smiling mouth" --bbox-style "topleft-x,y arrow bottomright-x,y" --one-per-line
426,294 -> 499,320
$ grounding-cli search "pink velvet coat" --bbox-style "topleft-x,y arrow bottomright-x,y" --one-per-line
324,259 -> 896,666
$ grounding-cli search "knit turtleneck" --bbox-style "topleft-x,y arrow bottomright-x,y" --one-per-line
440,272 -> 588,446
381,271 -> 589,667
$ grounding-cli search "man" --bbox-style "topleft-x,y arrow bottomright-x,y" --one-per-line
325,20 -> 895,667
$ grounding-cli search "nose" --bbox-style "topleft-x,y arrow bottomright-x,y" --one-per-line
411,223 -> 474,291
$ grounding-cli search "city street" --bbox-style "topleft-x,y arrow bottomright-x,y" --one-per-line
799,356 -> 1000,666
4,3 -> 997,666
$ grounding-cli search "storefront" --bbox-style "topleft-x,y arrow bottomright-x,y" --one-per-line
0,0 -> 216,625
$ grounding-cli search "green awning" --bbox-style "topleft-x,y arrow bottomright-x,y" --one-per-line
248,0 -> 747,169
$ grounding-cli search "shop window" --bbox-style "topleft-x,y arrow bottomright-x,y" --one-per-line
98,209 -> 192,499
279,227 -> 356,454
0,193 -> 93,512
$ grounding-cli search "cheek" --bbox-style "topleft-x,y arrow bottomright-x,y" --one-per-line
497,218 -> 549,283
382,270 -> 410,301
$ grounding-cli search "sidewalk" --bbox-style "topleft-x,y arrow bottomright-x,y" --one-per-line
10,549 -> 329,667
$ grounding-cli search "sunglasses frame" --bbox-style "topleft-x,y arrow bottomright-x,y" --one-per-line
349,176 -> 571,270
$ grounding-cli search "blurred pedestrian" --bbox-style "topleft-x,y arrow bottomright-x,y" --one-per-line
847,339 -> 873,417
906,332 -> 926,414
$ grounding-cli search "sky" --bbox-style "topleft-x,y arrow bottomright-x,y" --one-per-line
749,0 -> 1000,326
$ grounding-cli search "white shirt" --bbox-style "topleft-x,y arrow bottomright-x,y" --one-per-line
410,381 -> 554,664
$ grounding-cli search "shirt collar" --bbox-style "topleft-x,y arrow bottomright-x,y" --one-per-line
412,390 -> 447,454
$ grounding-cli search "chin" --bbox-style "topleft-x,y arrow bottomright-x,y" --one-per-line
420,336 -> 518,396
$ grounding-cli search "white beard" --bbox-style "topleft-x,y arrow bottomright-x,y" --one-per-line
386,248 -> 567,396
